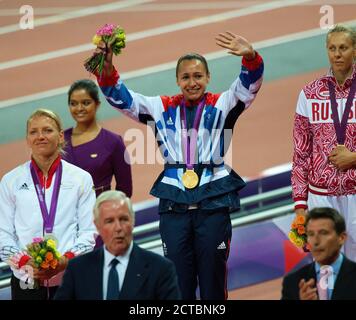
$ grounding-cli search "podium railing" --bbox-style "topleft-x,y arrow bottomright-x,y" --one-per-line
0,185 -> 293,290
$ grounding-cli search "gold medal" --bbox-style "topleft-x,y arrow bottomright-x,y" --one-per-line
182,169 -> 199,189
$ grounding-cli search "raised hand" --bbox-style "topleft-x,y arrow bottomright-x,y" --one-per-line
215,31 -> 255,60
95,39 -> 115,76
299,278 -> 318,300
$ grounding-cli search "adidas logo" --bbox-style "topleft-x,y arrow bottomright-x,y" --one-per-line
19,183 -> 29,190
167,117 -> 173,125
217,241 -> 226,250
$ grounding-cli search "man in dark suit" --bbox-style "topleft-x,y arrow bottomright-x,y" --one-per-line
282,207 -> 356,300
55,190 -> 181,300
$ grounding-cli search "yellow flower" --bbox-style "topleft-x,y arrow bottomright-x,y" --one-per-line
294,238 -> 305,248
116,33 -> 125,41
116,40 -> 124,47
92,35 -> 102,46
47,239 -> 56,250
54,251 -> 61,260
36,256 -> 43,264
288,231 -> 296,242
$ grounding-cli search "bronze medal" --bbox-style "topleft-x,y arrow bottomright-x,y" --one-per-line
182,169 -> 199,189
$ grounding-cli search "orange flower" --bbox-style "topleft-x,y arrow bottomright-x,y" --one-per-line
297,225 -> 305,235
296,215 -> 306,225
41,261 -> 50,269
291,222 -> 298,229
45,252 -> 54,262
50,259 -> 58,269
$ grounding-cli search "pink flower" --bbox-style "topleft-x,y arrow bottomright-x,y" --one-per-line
32,237 -> 43,243
96,23 -> 116,36
85,23 -> 125,76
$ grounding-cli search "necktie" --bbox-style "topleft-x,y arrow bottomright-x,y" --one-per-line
107,258 -> 120,300
317,265 -> 332,300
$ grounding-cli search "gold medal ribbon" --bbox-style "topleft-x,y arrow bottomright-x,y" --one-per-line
180,95 -> 206,189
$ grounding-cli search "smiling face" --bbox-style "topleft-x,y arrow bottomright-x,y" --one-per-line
27,116 -> 64,159
68,89 -> 99,125
306,218 -> 346,266
95,200 -> 133,256
176,59 -> 210,104
327,32 -> 356,80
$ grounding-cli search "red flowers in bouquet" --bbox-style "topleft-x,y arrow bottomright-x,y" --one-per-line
84,23 -> 126,77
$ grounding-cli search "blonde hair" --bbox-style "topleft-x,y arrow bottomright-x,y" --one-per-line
26,108 -> 66,153
93,190 -> 135,223
327,25 -> 356,47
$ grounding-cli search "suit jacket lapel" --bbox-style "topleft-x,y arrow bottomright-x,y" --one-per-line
87,248 -> 104,300
119,243 -> 148,299
332,257 -> 353,300
306,262 -> 317,281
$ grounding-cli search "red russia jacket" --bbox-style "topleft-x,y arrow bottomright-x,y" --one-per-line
292,65 -> 356,209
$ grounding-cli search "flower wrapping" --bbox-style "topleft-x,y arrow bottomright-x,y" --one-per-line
288,215 -> 310,252
7,251 -> 27,269
84,23 -> 126,77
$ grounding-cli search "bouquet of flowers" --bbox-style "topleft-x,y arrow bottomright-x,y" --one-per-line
84,23 -> 126,77
26,236 -> 61,270
7,236 -> 62,289
288,215 -> 310,252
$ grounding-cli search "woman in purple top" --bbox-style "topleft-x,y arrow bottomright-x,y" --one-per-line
63,79 -> 133,246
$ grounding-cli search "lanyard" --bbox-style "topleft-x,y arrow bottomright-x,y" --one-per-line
30,161 -> 62,234
328,77 -> 356,145
180,95 -> 206,170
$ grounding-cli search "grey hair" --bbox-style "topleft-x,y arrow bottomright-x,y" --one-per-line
326,24 -> 356,47
93,190 -> 134,223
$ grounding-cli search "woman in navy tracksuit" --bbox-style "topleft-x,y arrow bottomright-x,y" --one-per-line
93,31 -> 264,299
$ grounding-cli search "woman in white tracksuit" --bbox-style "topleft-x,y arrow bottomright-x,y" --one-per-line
0,109 -> 97,300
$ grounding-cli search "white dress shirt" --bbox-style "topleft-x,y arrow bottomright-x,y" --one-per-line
102,242 -> 133,300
